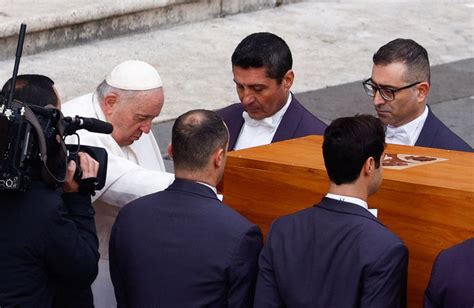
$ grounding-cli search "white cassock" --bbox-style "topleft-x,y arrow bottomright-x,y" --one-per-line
62,92 -> 175,254
62,92 -> 174,207
62,93 -> 174,306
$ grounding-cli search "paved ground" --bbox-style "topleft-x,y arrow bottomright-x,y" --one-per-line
1,1 -> 473,121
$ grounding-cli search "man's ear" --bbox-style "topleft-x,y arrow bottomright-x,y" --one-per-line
214,148 -> 225,168
282,69 -> 294,91
102,93 -> 118,117
167,144 -> 173,160
416,82 -> 430,103
363,157 -> 375,176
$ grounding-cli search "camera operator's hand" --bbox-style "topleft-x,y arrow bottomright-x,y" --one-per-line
63,152 -> 99,193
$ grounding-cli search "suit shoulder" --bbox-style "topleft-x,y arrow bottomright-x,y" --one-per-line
119,191 -> 256,232
217,103 -> 243,119
118,191 -> 161,214
421,110 -> 472,151
266,206 -> 318,236
214,201 -> 258,231
432,116 -> 471,147
436,238 -> 474,266
290,98 -> 327,135
270,205 -> 404,247
365,220 -> 405,246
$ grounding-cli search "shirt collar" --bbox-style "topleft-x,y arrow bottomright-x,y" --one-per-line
196,181 -> 218,197
241,92 -> 292,129
325,193 -> 377,217
386,106 -> 428,146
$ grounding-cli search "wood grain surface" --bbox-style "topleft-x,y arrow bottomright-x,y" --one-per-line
223,135 -> 474,307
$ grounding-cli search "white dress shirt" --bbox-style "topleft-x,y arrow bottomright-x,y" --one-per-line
234,93 -> 292,150
386,106 -> 428,146
326,193 -> 377,217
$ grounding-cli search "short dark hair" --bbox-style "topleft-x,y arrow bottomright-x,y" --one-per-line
231,32 -> 292,83
1,74 -> 58,107
373,38 -> 430,84
323,115 -> 385,185
172,109 -> 229,171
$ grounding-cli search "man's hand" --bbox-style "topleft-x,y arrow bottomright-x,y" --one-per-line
63,152 -> 99,193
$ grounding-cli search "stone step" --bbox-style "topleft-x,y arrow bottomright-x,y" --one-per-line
0,0 -> 300,60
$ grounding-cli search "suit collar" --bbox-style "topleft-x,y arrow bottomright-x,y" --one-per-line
415,105 -> 438,147
166,178 -> 219,201
317,197 -> 382,225
272,94 -> 302,142
228,107 -> 244,150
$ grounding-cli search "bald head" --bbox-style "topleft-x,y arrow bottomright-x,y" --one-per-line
171,109 -> 228,172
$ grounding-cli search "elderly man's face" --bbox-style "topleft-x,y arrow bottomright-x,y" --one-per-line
106,88 -> 164,147
371,62 -> 426,127
233,66 -> 293,120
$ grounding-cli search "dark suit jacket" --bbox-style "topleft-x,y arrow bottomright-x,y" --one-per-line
0,184 -> 98,307
415,107 -> 472,152
424,238 -> 474,307
217,95 -> 327,150
254,198 -> 408,308
109,178 -> 263,307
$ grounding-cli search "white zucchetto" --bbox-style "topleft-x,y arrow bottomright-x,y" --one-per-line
105,60 -> 162,91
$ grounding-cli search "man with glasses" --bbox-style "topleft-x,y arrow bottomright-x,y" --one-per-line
363,38 -> 472,152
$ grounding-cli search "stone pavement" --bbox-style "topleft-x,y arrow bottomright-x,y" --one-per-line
1,1 -> 473,121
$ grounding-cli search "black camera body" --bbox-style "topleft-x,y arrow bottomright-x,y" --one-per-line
0,23 -> 112,193
0,95 -> 111,192
0,102 -> 34,191
67,144 -> 108,191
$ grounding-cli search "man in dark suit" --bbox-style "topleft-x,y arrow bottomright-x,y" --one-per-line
363,38 -> 472,152
217,32 -> 326,150
254,115 -> 408,307
424,238 -> 474,307
109,109 -> 263,307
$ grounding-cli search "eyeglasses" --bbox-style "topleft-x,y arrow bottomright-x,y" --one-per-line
362,78 -> 422,101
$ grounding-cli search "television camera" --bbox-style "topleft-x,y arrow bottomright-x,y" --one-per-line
0,24 -> 112,193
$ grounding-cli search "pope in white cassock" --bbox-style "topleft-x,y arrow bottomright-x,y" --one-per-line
63,60 -> 174,206
61,60 -> 174,305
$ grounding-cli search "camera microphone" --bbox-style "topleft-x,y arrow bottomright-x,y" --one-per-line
64,116 -> 113,135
